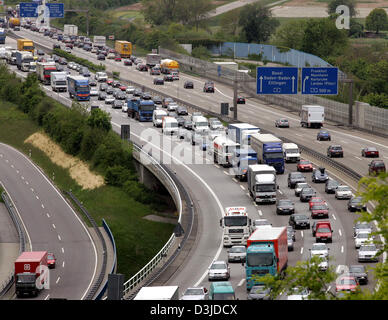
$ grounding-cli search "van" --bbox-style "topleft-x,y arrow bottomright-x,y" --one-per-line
283,143 -> 301,163
162,116 -> 178,135
209,281 -> 235,300
153,109 -> 167,127
193,116 -> 209,133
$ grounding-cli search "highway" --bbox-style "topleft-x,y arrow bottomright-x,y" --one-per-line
3,30 -> 386,299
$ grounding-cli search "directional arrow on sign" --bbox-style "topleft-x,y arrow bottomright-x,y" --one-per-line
302,76 -> 309,92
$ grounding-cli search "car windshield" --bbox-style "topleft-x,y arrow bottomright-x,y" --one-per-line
332,146 -> 342,150
360,245 -> 376,251
48,254 -> 54,259
210,263 -> 226,270
213,293 -> 235,300
339,278 -> 356,285
254,220 -> 270,226
184,288 -> 203,296
230,247 -> 246,253
299,161 -> 310,165
265,152 -> 283,159
294,215 -> 307,221
17,274 -> 36,283
373,162 -> 385,168
312,205 -> 327,210
350,266 -> 364,273
317,228 -> 331,233
279,200 -> 292,206
302,189 -> 314,195
296,183 -> 308,189
224,216 -> 248,226
312,244 -> 326,251
320,130 -> 329,134
247,252 -> 274,267
357,233 -> 370,239
328,180 -> 339,186
338,186 -> 350,191
256,184 -> 276,192
356,224 -> 371,230
367,147 -> 377,151
351,197 -> 362,204
291,173 -> 304,179
287,149 -> 299,153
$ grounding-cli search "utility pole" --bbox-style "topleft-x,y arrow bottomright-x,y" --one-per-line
233,78 -> 238,120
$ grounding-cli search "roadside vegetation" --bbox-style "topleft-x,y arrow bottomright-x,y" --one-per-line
0,65 -> 175,278
53,48 -> 106,72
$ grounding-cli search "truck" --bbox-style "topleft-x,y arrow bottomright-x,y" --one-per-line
67,75 -> 90,101
36,61 -> 57,85
5,49 -> 17,65
15,251 -> 48,297
51,71 -> 68,92
211,135 -> 239,167
64,24 -> 78,36
127,97 -> 155,121
247,164 -> 278,204
9,17 -> 20,29
283,142 -> 301,163
15,50 -> 34,72
115,40 -> 132,58
146,53 -> 161,68
93,35 -> 106,48
29,61 -> 37,73
220,207 -> 252,247
231,146 -> 258,181
228,123 -> 261,146
250,133 -> 285,174
300,105 -> 325,128
133,286 -> 179,300
160,59 -> 179,74
0,28 -> 5,44
245,227 -> 288,290
17,38 -> 34,54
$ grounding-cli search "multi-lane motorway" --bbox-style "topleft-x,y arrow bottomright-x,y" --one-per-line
3,29 -> 387,299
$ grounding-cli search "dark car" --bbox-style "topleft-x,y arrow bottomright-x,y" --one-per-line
348,265 -> 368,285
184,120 -> 193,130
289,214 -> 310,229
300,187 -> 316,202
153,77 -> 164,85
347,196 -> 367,212
327,145 -> 344,158
361,147 -> 379,158
99,83 -> 108,91
325,179 -> 340,194
98,91 -> 107,101
137,64 -> 148,71
53,44 -> 60,49
106,87 -> 114,95
153,96 -> 162,105
368,160 -> 386,175
162,97 -> 174,108
133,89 -> 142,97
247,285 -> 271,300
150,67 -> 160,75
123,59 -> 132,66
312,167 -> 329,183
276,199 -> 295,215
113,99 -> 123,109
168,111 -> 178,118
141,92 -> 152,100
311,204 -> 329,219
176,116 -> 185,127
184,80 -> 194,89
297,159 -> 313,172
116,91 -> 126,100
97,54 -> 105,60
203,81 -> 215,93
236,96 -> 246,104
288,172 -> 306,188
317,129 -> 331,141
164,74 -> 174,82
89,79 -> 97,87
275,118 -> 289,128
177,106 -> 188,115
112,81 -> 121,88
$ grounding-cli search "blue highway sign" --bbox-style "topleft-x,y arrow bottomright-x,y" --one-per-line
301,67 -> 338,95
19,3 -> 38,18
46,3 -> 64,18
257,67 -> 298,95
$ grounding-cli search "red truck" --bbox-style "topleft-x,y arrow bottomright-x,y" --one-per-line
312,221 -> 333,243
15,251 -> 48,298
36,61 -> 57,85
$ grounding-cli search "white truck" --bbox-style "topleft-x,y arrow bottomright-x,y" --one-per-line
283,142 -> 301,163
220,207 -> 252,247
162,116 -> 178,135
228,123 -> 260,146
153,109 -> 167,127
146,53 -> 161,68
300,105 -> 325,128
211,135 -> 239,167
247,164 -> 277,204
93,36 -> 106,48
15,50 -> 33,72
63,24 -> 78,36
134,286 -> 179,300
95,71 -> 108,82
50,71 -> 68,92
193,116 -> 209,133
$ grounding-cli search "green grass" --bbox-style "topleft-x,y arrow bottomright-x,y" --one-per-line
110,10 -> 144,21
0,100 -> 175,279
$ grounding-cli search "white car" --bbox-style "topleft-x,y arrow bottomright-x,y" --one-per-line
90,88 -> 99,96
65,47 -> 71,53
208,261 -> 230,281
167,102 -> 178,112
354,222 -> 372,236
335,185 -> 353,199
180,287 -> 208,300
287,287 -> 310,300
252,219 -> 272,231
122,104 -> 128,112
310,243 -> 329,258
126,86 -> 135,94
209,119 -> 223,131
354,231 -> 373,249
227,246 -> 246,263
358,244 -> 378,262
310,251 -> 329,271
107,52 -> 115,59
105,95 -> 115,104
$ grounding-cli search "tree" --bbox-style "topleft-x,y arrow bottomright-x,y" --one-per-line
191,46 -> 211,59
175,0 -> 213,30
270,20 -> 308,50
366,8 -> 388,34
348,18 -> 365,38
327,0 -> 357,18
87,108 -> 112,131
141,0 -> 179,26
220,9 -> 240,37
239,4 -> 279,43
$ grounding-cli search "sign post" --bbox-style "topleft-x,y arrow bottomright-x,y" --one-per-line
257,67 -> 298,95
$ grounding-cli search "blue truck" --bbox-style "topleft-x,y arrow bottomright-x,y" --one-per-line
67,75 -> 90,101
127,97 -> 155,122
231,147 -> 257,181
228,123 -> 260,146
250,133 -> 285,174
0,28 -> 6,44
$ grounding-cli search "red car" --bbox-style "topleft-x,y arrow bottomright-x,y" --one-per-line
309,197 -> 326,210
311,203 -> 329,219
237,96 -> 245,104
313,221 -> 333,243
114,56 -> 122,62
297,159 -> 313,172
336,275 -> 359,292
47,252 -> 56,269
119,85 -> 127,91
361,147 -> 379,158
106,79 -> 113,86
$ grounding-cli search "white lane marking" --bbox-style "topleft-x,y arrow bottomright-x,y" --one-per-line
246,193 -> 250,197
5,159 -> 8,163
341,246 -> 344,253
355,156 -> 362,160
214,164 -> 220,169
45,294 -> 50,300
301,231 -> 304,238
238,279 -> 246,287
384,156 -> 388,160
327,286 -> 331,292
21,176 -> 24,180
58,234 -> 62,241
56,277 -> 60,284
36,195 -> 39,200
223,170 -> 229,175
46,213 -> 50,218
339,229 -> 342,237
240,185 -> 246,191
300,247 -> 304,254
41,204 -> 45,208
295,133 -> 302,137
62,261 -> 65,268
258,210 -> 263,216
232,178 -> 238,183
332,214 -> 336,220
52,224 -> 56,229
62,247 -> 64,253
25,181 -> 29,185
11,164 -> 14,168
16,170 -> 19,174
278,189 -> 283,195
30,188 -> 34,192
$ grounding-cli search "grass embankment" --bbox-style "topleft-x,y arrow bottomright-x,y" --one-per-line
0,100 -> 175,278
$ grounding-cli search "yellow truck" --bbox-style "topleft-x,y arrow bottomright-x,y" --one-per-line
17,39 -> 35,54
114,40 -> 132,58
160,59 -> 179,74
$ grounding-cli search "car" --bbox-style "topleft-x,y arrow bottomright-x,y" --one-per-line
89,79 -> 97,87
37,49 -> 44,56
114,55 -> 122,62
153,96 -> 162,105
310,243 -> 329,258
368,160 -> 386,175
97,54 -> 105,60
275,118 -> 289,128
106,87 -> 114,95
153,77 -> 164,85
335,185 -> 353,200
122,104 -> 128,113
336,275 -> 359,293
287,287 -> 310,300
287,233 -> 294,251
327,145 -> 344,158
133,89 -> 142,97
358,244 -> 378,262
289,214 -> 310,229
137,64 -> 148,72
107,52 -> 115,59
317,129 -> 331,141
297,159 -> 313,172
91,47 -> 98,53
354,231 -> 373,249
118,85 -> 127,92
126,86 -> 136,94
105,96 -> 115,104
312,167 -> 329,183
287,172 -> 306,189
227,246 -> 246,262
252,219 -> 272,230
81,68 -> 91,77
177,106 -> 188,116
168,111 -> 178,119
134,58 -> 143,65
123,59 -> 132,66
142,92 -> 152,100
184,80 -> 194,89
309,197 -> 326,210
247,285 -> 271,300
164,74 -> 174,82
47,252 -> 56,269
208,261 -> 230,281
90,88 -> 99,96
347,196 -> 367,212
311,203 -> 329,219
113,99 -> 123,109
180,287 -> 208,300
313,221 -> 333,243
171,71 -> 179,80
236,96 -> 245,104
184,120 -> 193,130
58,58 -> 67,65
98,91 -> 107,101
116,91 -> 126,100
361,147 -> 379,158
294,182 -> 310,197
353,222 -> 372,237
203,81 -> 215,93
310,250 -> 328,271
99,83 -> 108,91
287,226 -> 296,241
209,118 -> 223,131
112,81 -> 121,88
162,97 -> 174,108
300,187 -> 316,202
276,199 -> 295,215
150,67 -> 160,75
55,63 -> 64,72
325,179 -> 340,194
167,102 -> 178,112
348,265 -> 368,285
53,44 -> 60,49
65,47 -> 72,53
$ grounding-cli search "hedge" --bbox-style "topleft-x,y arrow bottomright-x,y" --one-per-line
53,48 -> 106,73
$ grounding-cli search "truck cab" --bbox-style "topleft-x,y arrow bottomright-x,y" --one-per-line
209,282 -> 235,300
283,143 -> 301,163
248,164 -> 278,203
153,109 -> 167,127
193,116 -> 209,133
211,136 -> 239,167
220,207 -> 252,247
162,116 -> 179,135
231,147 -> 258,181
